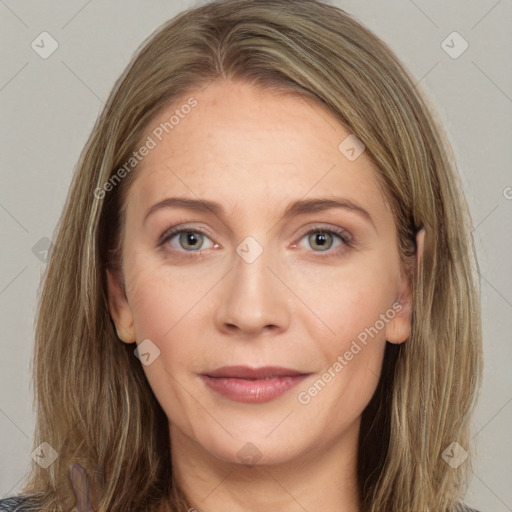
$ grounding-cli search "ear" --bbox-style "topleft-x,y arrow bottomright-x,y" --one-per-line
385,227 -> 425,344
106,267 -> 136,344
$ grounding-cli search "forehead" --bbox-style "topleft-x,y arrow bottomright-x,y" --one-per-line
124,80 -> 389,223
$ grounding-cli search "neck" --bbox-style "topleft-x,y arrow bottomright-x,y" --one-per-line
170,421 -> 361,512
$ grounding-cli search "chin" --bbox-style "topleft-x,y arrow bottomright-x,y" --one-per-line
197,429 -> 302,467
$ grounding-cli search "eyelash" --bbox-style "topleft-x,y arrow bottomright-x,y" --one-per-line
158,224 -> 353,259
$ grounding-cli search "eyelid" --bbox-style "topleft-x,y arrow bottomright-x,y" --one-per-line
158,223 -> 216,247
293,223 -> 352,244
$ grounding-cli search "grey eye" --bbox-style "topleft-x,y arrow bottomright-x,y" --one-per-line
307,231 -> 334,251
178,231 -> 206,250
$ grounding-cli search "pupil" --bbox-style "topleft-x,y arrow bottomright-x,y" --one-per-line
311,231 -> 331,251
181,232 -> 201,249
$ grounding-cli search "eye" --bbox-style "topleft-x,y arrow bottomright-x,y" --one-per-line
160,227 -> 215,252
297,226 -> 351,254
158,224 -> 352,257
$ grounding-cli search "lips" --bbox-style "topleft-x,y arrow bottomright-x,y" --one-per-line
204,365 -> 306,379
200,366 -> 311,403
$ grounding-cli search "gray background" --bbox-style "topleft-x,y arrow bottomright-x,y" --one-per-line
0,1 -> 511,510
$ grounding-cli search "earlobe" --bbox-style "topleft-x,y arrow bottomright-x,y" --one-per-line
385,299 -> 411,345
106,268 -> 136,344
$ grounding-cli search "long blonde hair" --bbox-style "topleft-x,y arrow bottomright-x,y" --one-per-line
19,0 -> 482,510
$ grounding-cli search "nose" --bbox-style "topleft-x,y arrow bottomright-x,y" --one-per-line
214,243 -> 291,337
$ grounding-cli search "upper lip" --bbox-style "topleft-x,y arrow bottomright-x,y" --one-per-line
203,366 -> 308,379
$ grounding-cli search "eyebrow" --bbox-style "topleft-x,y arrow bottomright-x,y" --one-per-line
144,196 -> 375,228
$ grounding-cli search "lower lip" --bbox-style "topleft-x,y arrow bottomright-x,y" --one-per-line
200,374 -> 310,403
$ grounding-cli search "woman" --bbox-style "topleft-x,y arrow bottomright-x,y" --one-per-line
0,0 -> 483,510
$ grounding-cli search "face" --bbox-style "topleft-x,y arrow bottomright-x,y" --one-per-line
107,80 -> 413,467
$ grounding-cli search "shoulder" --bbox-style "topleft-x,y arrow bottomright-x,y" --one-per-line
0,494 -> 36,511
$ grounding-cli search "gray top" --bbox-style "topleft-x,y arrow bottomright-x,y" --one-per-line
0,495 -> 34,511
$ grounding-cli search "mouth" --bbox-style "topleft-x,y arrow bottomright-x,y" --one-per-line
200,365 -> 311,403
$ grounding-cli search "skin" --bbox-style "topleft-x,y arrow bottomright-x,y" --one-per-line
107,80 -> 424,512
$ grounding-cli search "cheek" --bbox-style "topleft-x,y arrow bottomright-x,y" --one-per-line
283,254 -> 399,343
123,260 -> 206,431
294,270 -> 392,423
124,251 -> 214,340
123,254 -> 221,390
286,254 -> 398,408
